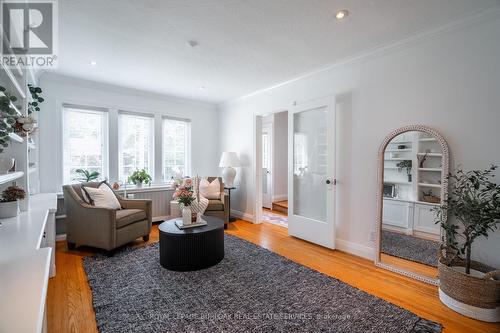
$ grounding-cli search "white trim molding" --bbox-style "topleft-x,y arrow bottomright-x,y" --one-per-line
231,209 -> 254,223
336,239 -> 374,261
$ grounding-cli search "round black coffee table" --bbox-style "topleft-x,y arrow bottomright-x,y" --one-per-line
159,215 -> 225,271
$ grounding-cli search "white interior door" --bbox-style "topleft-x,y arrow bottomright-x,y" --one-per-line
262,124 -> 272,208
288,96 -> 336,249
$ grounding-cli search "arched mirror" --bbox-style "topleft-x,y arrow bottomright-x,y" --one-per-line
375,125 -> 449,285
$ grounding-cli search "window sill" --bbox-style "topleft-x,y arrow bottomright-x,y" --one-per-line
116,183 -> 175,194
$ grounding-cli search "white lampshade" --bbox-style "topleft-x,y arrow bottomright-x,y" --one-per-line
219,152 -> 241,167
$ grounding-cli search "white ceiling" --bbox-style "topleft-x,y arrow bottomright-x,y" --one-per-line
53,0 -> 500,103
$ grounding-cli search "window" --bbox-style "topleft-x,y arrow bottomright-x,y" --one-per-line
118,112 -> 154,182
162,118 -> 190,181
63,106 -> 108,184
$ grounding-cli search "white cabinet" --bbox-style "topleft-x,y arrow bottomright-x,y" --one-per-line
382,198 -> 440,238
382,199 -> 413,232
414,203 -> 440,236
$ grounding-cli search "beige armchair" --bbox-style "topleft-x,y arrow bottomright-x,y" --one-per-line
203,177 -> 230,228
63,182 -> 152,251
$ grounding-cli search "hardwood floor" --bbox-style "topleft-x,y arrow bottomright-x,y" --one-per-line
47,220 -> 499,333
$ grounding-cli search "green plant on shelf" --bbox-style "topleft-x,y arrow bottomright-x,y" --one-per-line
27,85 -> 44,114
0,85 -> 21,153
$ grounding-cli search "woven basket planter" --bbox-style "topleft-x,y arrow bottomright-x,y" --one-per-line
438,255 -> 500,322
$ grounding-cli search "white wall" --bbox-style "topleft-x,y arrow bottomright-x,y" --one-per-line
218,15 -> 500,267
273,111 -> 288,201
38,73 -> 219,192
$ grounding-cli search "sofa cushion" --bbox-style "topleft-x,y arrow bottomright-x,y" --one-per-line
199,177 -> 221,199
116,209 -> 147,229
206,199 -> 224,211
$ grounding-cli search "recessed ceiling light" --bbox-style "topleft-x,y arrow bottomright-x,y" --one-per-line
336,9 -> 349,20
187,40 -> 199,48
199,86 -> 206,90
90,60 -> 97,66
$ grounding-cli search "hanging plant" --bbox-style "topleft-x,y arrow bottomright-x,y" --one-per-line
0,85 -> 20,153
27,84 -> 44,115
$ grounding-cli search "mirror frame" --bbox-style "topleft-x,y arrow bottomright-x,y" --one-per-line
374,125 -> 449,285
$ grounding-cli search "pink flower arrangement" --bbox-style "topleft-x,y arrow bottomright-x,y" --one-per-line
173,178 -> 195,206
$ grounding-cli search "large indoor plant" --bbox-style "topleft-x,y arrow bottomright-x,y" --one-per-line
0,185 -> 26,218
435,165 -> 500,322
75,168 -> 100,182
128,169 -> 152,188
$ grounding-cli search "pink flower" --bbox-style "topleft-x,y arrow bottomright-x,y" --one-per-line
184,178 -> 192,186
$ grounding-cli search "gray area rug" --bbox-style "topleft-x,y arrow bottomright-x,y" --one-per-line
83,234 -> 441,333
382,230 -> 440,267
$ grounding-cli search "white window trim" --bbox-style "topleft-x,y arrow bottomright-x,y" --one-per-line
117,111 -> 155,183
62,106 -> 109,185
162,117 -> 192,182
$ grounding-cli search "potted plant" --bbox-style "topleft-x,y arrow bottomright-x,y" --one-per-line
75,169 -> 100,182
0,185 -> 26,218
435,165 -> 500,322
397,160 -> 412,182
128,169 -> 152,188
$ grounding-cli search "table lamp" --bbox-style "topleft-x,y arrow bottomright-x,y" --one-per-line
219,152 -> 240,188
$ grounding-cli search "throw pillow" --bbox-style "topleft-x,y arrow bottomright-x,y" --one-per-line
82,182 -> 121,210
199,177 -> 221,200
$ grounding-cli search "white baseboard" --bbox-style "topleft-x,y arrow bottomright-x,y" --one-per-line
231,209 -> 254,222
272,194 -> 288,202
55,234 -> 67,242
336,238 -> 375,260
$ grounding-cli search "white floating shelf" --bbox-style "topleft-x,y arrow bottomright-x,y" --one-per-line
29,167 -> 37,174
0,171 -> 24,185
384,166 -> 399,170
0,63 -> 26,99
385,180 -> 412,185
8,132 -> 24,143
418,168 -> 442,172
384,158 -> 412,161
418,183 -> 442,188
389,140 -> 412,144
385,149 -> 412,152
419,138 -> 437,142
28,142 -> 36,150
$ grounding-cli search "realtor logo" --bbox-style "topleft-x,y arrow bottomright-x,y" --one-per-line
1,0 -> 58,68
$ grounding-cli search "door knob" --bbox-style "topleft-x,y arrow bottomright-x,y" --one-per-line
326,179 -> 331,184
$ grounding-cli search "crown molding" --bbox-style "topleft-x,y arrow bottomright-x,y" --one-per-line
222,6 -> 500,107
39,72 -> 217,110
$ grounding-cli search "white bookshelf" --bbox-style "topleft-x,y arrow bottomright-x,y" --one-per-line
0,54 -> 39,208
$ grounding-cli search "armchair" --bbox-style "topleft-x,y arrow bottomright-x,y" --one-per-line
63,182 -> 152,251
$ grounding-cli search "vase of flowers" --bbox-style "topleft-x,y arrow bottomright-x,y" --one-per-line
173,178 -> 196,225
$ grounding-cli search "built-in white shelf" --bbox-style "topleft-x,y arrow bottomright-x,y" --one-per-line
384,166 -> 400,170
417,153 -> 442,157
418,168 -> 442,172
8,132 -> 24,143
29,167 -> 37,174
385,149 -> 412,152
419,138 -> 437,142
0,63 -> 26,99
0,171 -> 24,185
28,142 -> 36,150
385,180 -> 412,185
418,183 -> 442,188
384,158 -> 412,161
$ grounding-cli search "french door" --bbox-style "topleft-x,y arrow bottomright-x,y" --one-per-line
287,96 -> 336,249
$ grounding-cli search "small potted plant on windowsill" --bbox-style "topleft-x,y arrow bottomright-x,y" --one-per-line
75,169 -> 100,182
128,169 -> 152,188
0,185 -> 26,218
434,165 -> 500,322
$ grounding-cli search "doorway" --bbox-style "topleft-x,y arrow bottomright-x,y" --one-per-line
253,96 -> 337,249
260,111 -> 288,227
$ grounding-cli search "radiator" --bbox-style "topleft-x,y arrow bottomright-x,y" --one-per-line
126,188 -> 174,222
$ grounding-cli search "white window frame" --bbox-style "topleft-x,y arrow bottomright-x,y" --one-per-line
62,105 -> 109,185
117,111 -> 155,183
162,117 -> 191,182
